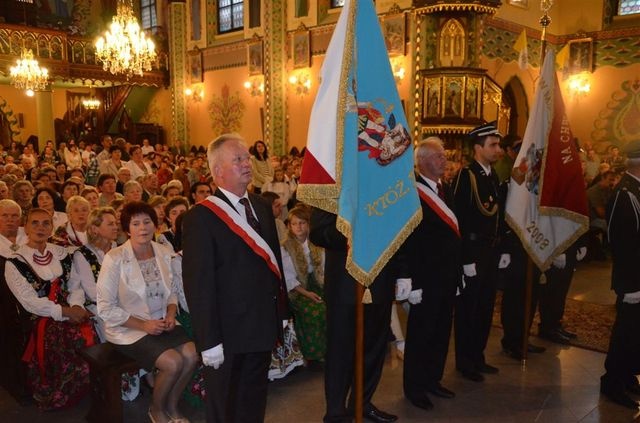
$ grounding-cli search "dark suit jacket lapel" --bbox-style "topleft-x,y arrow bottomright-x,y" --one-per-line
214,188 -> 238,212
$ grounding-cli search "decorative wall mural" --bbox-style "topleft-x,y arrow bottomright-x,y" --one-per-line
0,97 -> 22,145
208,84 -> 245,135
592,79 -> 640,148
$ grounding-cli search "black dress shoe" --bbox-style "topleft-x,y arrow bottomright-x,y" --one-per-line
538,329 -> 571,345
363,405 -> 398,423
601,387 -> 640,409
626,384 -> 640,396
502,345 -> 524,360
478,363 -> 499,374
427,383 -> 455,399
407,394 -> 434,411
458,368 -> 484,382
527,343 -> 546,353
557,327 -> 577,339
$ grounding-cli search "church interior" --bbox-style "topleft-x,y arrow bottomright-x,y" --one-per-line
1,0 -> 640,421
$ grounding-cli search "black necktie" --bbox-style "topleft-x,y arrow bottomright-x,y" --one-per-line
239,198 -> 261,234
436,182 -> 446,202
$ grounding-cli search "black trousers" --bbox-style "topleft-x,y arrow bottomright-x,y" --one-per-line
455,247 -> 499,372
538,265 -> 574,333
202,350 -> 271,423
323,295 -> 392,422
602,300 -> 640,392
500,257 -> 540,349
404,283 -> 455,398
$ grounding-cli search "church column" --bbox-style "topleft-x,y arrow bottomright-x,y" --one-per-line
167,0 -> 189,153
263,0 -> 287,156
35,90 -> 54,147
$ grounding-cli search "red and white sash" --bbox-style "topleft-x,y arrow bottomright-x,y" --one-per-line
416,182 -> 461,238
200,196 -> 282,279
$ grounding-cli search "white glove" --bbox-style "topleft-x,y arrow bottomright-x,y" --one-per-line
552,254 -> 566,269
623,290 -> 640,304
395,278 -> 412,301
202,343 -> 224,369
282,319 -> 289,329
498,254 -> 511,269
456,275 -> 466,297
576,247 -> 587,261
408,289 -> 423,305
463,263 -> 477,277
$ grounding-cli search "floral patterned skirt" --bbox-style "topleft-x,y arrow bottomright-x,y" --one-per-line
24,319 -> 96,410
268,321 -> 305,381
289,274 -> 327,361
176,309 -> 206,408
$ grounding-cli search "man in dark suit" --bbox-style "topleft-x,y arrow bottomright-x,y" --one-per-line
182,134 -> 287,422
310,209 -> 410,423
402,137 -> 461,410
600,139 -> 640,409
453,121 -> 505,382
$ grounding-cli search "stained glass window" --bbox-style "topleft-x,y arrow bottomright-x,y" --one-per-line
619,0 -> 640,15
218,0 -> 244,33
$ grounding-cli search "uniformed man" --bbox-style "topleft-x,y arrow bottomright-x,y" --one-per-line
600,140 -> 640,409
453,121 -> 506,382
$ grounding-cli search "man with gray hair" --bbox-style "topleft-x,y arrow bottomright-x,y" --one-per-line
600,140 -> 640,409
402,137 -> 461,411
0,199 -> 23,256
182,134 -> 286,422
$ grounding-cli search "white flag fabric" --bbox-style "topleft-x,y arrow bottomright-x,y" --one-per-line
505,50 -> 589,271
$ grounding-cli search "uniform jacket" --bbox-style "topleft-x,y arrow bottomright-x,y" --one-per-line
606,172 -> 640,295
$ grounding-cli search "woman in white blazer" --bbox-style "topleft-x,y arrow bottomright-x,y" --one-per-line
97,201 -> 197,423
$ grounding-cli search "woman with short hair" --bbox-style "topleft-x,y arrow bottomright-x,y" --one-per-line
97,201 -> 197,423
51,195 -> 90,249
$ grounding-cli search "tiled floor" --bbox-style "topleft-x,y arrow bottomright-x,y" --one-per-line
2,260 -> 639,422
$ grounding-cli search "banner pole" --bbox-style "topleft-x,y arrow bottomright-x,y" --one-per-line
521,257 -> 534,367
355,282 -> 364,423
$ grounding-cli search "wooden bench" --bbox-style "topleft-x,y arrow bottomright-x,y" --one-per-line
80,343 -> 140,423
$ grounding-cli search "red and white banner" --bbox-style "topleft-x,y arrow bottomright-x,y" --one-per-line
505,49 -> 589,271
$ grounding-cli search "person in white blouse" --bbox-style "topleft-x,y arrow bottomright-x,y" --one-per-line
32,187 -> 67,230
4,208 -> 95,410
280,205 -> 327,364
125,146 -> 153,181
68,207 -> 119,342
262,167 -> 293,220
97,201 -> 197,423
51,195 -> 90,250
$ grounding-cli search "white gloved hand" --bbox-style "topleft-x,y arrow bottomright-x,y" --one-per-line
202,343 -> 224,369
576,247 -> 587,261
283,319 -> 289,329
552,254 -> 567,269
395,278 -> 412,301
463,263 -> 477,277
623,290 -> 640,304
408,289 -> 423,305
498,254 -> 511,269
456,275 -> 466,297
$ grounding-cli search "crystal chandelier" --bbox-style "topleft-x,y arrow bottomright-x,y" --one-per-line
9,49 -> 49,96
82,97 -> 101,110
95,0 -> 157,78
